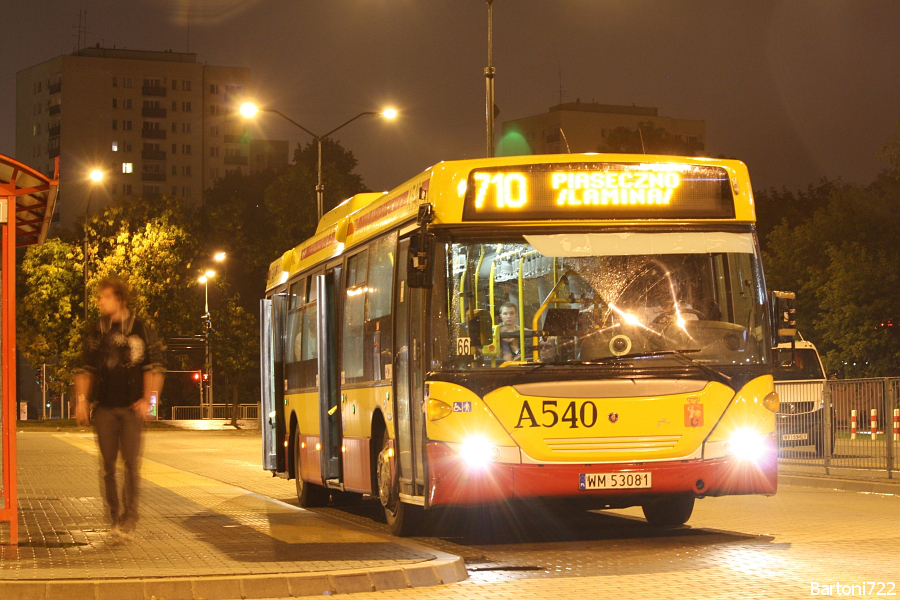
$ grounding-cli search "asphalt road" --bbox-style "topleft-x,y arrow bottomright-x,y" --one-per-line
142,428 -> 900,599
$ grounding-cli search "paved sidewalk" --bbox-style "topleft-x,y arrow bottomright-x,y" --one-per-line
0,431 -> 465,600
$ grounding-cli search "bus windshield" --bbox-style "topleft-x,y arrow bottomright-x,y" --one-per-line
439,230 -> 770,369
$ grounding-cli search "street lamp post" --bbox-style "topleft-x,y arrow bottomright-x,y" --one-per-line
485,0 -> 496,158
197,252 -> 225,419
240,103 -> 397,221
84,169 -> 104,322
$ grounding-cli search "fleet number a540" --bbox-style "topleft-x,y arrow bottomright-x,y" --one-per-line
515,400 -> 599,429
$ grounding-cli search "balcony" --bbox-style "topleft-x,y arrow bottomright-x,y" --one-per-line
224,155 -> 248,166
49,147 -> 60,158
141,85 -> 167,97
142,107 -> 167,118
223,134 -> 246,144
141,129 -> 167,140
49,104 -> 61,116
48,125 -> 60,138
142,150 -> 166,161
141,172 -> 166,182
49,83 -> 61,94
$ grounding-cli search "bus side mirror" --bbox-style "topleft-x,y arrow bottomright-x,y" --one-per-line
407,231 -> 435,289
771,290 -> 797,344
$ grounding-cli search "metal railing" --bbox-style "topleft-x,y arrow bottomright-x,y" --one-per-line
170,404 -> 258,421
776,378 -> 900,478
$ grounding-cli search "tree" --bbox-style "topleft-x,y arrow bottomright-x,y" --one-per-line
763,175 -> 900,377
17,238 -> 85,393
211,296 -> 259,427
601,122 -> 704,156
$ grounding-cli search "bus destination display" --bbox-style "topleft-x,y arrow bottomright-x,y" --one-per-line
462,163 -> 735,221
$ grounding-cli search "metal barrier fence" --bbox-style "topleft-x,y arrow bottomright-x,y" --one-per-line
170,404 -> 259,421
776,378 -> 900,478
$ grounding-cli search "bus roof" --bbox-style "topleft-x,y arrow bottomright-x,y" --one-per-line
266,153 -> 755,291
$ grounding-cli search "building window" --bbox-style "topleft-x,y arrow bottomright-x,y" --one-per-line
171,122 -> 177,133
34,103 -> 42,115
123,77 -> 133,88
171,165 -> 177,175
182,123 -> 191,134
112,119 -> 118,130
123,184 -> 132,195
172,80 -> 178,90
210,168 -> 219,179
112,76 -> 118,87
209,104 -> 219,116
112,141 -> 119,152
124,99 -> 133,109
34,81 -> 42,94
182,80 -> 192,91
209,84 -> 219,94
171,101 -> 177,111
33,145 -> 41,157
182,186 -> 191,198
209,146 -> 219,158
123,120 -> 133,131
182,165 -> 192,176
182,144 -> 192,155
210,125 -> 219,137
112,98 -> 118,109
122,162 -> 133,174
182,101 -> 192,112
124,141 -> 133,152
112,184 -> 118,195
171,143 -> 177,154
33,124 -> 41,136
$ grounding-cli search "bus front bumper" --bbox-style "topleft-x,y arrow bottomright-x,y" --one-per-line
425,441 -> 777,508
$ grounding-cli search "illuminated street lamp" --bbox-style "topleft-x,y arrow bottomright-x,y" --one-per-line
198,268 -> 216,417
240,102 -> 398,221
84,169 -> 104,322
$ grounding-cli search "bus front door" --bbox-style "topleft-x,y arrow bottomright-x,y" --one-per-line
260,294 -> 286,473
394,238 -> 428,499
316,268 -> 342,484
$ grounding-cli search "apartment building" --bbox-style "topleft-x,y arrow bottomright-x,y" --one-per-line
16,47 -> 287,229
502,101 -> 706,156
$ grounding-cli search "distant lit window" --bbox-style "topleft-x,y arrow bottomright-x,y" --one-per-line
112,141 -> 118,152
33,124 -> 41,136
122,162 -> 133,174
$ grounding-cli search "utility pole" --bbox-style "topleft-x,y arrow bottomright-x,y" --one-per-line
485,0 -> 496,157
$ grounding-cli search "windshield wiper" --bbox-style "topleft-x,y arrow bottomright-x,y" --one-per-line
589,350 -> 734,386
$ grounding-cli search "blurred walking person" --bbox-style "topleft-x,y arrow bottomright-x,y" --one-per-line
74,275 -> 164,540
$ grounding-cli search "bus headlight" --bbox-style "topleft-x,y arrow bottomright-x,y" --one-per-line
724,428 -> 768,462
460,436 -> 501,469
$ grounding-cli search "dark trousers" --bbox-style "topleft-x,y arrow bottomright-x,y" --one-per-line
93,405 -> 144,528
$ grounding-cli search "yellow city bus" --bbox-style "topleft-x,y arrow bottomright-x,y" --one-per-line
260,153 -> 794,535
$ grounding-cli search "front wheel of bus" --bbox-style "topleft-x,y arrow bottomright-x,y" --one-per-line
641,495 -> 695,528
294,430 -> 330,507
377,429 -> 419,536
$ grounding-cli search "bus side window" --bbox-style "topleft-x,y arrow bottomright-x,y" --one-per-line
365,234 -> 396,381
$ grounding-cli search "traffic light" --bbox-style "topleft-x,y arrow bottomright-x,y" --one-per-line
877,318 -> 898,330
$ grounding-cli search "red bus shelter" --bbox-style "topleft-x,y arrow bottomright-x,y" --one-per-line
0,155 -> 59,544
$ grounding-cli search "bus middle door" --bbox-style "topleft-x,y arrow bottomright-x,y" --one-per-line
316,267 -> 343,486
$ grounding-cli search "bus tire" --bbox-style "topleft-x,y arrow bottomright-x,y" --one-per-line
294,429 -> 330,507
641,495 -> 694,528
377,428 -> 420,536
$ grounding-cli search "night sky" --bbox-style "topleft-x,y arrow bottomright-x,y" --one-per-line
3,0 -> 900,194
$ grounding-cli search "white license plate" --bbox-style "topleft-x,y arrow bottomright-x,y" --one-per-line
579,472 -> 651,490
781,433 -> 808,441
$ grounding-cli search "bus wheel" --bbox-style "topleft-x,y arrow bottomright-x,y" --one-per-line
294,430 -> 330,507
377,429 -> 419,536
641,495 -> 695,528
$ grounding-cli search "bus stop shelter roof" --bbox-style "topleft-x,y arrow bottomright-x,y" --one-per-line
0,155 -> 59,247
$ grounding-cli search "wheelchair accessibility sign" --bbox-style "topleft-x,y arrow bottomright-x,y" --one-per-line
453,401 -> 472,413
